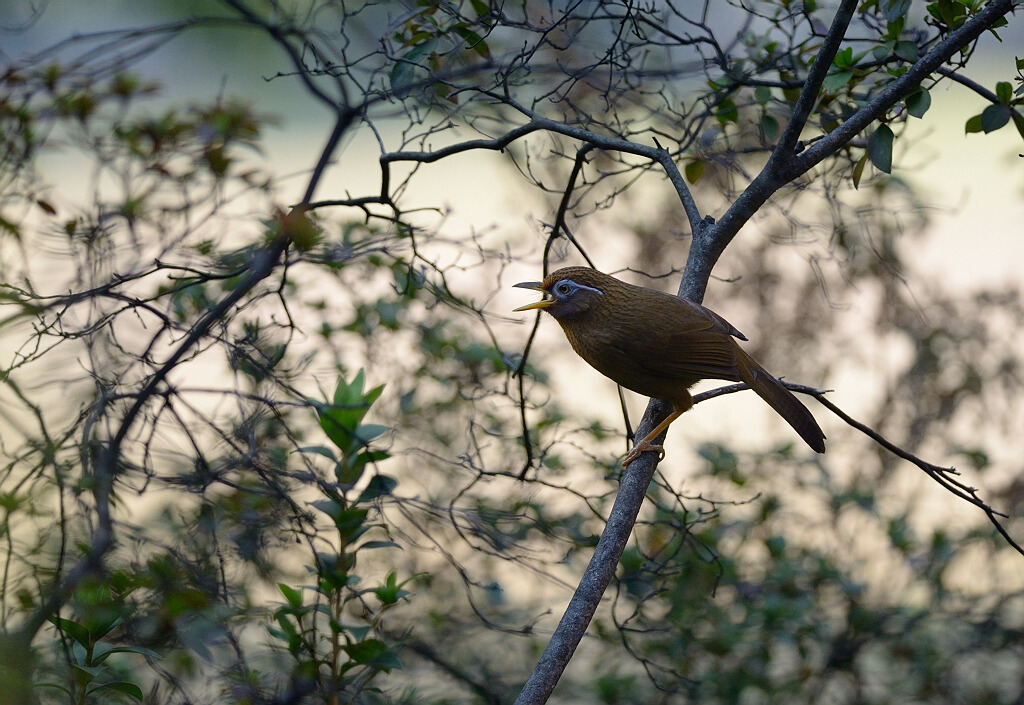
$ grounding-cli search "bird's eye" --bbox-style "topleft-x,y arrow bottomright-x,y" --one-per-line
555,282 -> 572,295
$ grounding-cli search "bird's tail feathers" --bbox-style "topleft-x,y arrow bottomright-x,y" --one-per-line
737,352 -> 825,453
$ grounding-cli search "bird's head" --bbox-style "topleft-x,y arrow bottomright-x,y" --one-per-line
513,267 -> 612,321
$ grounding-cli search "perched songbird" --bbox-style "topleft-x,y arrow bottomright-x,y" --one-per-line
514,267 -> 825,466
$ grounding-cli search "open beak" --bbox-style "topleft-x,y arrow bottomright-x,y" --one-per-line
512,281 -> 553,311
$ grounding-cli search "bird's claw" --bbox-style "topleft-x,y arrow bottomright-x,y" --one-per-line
621,440 -> 664,468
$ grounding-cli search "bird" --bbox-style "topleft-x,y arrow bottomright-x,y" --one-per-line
514,266 -> 825,467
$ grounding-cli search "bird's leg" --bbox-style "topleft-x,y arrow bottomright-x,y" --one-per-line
621,409 -> 683,468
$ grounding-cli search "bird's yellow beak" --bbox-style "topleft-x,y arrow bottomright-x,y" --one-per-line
512,281 -> 553,311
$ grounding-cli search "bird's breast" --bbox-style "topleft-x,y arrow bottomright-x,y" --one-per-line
557,317 -> 697,402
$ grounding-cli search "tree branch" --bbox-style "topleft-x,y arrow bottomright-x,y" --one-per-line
772,0 -> 860,163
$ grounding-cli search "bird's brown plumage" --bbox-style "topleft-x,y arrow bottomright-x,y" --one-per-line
514,266 -> 825,465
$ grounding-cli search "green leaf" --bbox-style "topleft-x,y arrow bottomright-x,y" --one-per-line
373,571 -> 411,605
470,0 -> 490,18
339,449 -> 389,488
995,81 -> 1012,105
278,583 -> 303,609
964,114 -> 984,134
852,154 -> 868,189
867,124 -> 894,173
295,445 -> 337,461
980,104 -> 1010,133
357,474 -> 398,503
684,160 -> 705,184
698,443 -> 739,479
872,41 -> 894,61
364,383 -> 385,407
905,88 -> 930,118
884,17 -> 904,41
832,47 -> 853,69
893,40 -> 917,61
355,424 -> 388,444
318,408 -> 361,450
344,638 -> 402,670
86,681 -> 143,701
390,40 -> 436,99
335,370 -> 363,405
91,643 -> 162,664
310,498 -> 342,520
754,85 -> 771,103
333,506 -> 370,539
823,70 -> 853,92
73,664 -> 107,679
33,683 -> 72,697
50,617 -> 91,649
454,25 -> 491,59
714,98 -> 738,125
882,0 -> 911,23
760,114 -> 779,141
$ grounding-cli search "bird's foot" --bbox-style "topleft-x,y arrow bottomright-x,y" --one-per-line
621,440 -> 664,468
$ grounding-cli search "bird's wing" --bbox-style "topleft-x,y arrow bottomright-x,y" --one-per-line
608,295 -> 744,383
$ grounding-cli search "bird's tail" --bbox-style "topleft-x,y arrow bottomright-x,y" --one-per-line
736,350 -> 826,453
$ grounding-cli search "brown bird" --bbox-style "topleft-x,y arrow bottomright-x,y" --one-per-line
514,267 -> 825,467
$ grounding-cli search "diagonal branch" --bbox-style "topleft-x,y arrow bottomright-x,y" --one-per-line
772,0 -> 860,163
